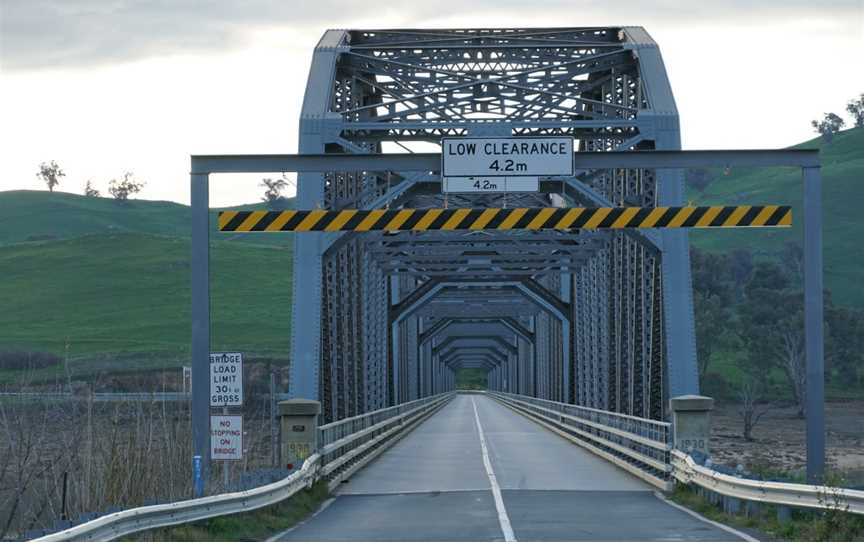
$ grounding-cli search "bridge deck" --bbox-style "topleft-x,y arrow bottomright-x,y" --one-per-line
277,395 -> 748,541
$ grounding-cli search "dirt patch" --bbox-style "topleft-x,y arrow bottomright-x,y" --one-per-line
710,399 -> 864,482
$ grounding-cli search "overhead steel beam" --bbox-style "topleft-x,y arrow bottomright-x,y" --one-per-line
419,318 -> 534,345
501,317 -> 535,343
440,344 -> 508,360
432,336 -> 518,356
191,149 -> 819,175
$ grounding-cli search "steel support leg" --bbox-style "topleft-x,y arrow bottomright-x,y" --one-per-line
804,166 -> 825,483
390,276 -> 401,405
190,172 -> 210,495
289,210 -> 325,401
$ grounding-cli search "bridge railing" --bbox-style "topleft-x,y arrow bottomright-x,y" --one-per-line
488,391 -> 672,490
318,393 -> 453,489
31,391 -> 455,542
490,391 -> 864,517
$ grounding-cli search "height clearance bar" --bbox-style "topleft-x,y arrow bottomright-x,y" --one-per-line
218,205 -> 791,233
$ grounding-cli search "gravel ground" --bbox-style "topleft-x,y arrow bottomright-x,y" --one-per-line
710,399 -> 864,483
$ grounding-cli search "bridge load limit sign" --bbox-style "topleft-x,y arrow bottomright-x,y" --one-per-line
441,137 -> 574,178
211,415 -> 243,460
209,352 -> 243,407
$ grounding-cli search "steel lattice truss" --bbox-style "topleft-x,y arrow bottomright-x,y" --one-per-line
290,27 -> 699,423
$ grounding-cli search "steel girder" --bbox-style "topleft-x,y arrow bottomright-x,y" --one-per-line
290,27 -> 698,423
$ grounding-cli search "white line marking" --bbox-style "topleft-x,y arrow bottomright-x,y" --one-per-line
653,491 -> 761,542
472,397 -> 517,542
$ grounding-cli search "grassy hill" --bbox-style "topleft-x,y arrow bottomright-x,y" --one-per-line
689,127 -> 864,307
0,192 -> 295,382
0,190 -> 293,247
0,128 -> 860,382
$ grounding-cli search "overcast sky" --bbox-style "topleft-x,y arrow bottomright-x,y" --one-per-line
1,1 -> 862,206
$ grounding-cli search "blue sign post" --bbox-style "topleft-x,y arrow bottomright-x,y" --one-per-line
193,455 -> 203,498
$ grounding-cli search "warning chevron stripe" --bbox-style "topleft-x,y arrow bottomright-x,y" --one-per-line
218,205 -> 792,233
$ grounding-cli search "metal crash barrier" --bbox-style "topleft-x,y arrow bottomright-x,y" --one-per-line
34,392 -> 454,542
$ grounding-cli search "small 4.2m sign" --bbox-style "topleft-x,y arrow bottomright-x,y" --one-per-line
441,137 -> 574,178
209,352 -> 243,407
442,176 -> 539,194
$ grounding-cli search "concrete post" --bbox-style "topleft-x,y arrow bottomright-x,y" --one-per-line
279,399 -> 321,470
670,395 -> 714,456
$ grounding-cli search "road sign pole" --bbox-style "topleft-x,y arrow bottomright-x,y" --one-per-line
270,372 -> 278,467
803,165 -> 825,483
191,171 -> 210,496
222,405 -> 229,490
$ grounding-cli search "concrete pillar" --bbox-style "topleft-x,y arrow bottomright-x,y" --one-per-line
279,399 -> 321,470
670,395 -> 714,456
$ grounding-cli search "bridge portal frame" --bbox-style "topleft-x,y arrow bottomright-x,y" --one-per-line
191,148 -> 823,487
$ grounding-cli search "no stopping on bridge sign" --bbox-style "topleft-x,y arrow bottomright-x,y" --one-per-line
210,415 -> 243,460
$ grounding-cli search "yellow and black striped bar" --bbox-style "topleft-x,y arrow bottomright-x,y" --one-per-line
218,205 -> 792,233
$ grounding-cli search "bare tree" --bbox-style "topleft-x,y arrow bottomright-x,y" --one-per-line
778,327 -> 806,418
84,181 -> 100,197
260,176 -> 290,208
737,377 -> 772,442
36,161 -> 65,192
108,173 -> 145,202
811,112 -> 845,143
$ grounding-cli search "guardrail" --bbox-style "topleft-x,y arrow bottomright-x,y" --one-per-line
33,391 -> 454,541
490,391 -> 864,517
33,454 -> 319,542
488,391 -> 672,490
671,450 -> 864,516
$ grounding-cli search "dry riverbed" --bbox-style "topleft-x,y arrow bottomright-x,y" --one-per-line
710,399 -> 864,484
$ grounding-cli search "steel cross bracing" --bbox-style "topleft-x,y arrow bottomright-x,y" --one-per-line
289,26 -> 697,424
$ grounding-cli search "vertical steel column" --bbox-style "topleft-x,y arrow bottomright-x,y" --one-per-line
290,30 -> 343,403
389,276 -> 401,405
289,170 -> 325,401
804,166 -> 825,483
561,274 -> 572,403
190,171 -> 210,493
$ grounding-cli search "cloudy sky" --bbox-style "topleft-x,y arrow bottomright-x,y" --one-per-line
1,1 -> 862,206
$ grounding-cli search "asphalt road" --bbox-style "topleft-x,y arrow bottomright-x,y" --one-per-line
275,394 -> 751,542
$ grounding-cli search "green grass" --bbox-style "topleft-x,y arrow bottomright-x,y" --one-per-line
0,232 -> 292,378
0,190 -> 293,247
126,481 -> 329,542
688,127 -> 864,307
456,368 -> 488,389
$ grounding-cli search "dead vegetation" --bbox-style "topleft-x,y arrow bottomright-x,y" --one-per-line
0,391 -> 275,539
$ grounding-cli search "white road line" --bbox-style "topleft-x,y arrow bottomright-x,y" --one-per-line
653,491 -> 762,542
472,397 -> 517,542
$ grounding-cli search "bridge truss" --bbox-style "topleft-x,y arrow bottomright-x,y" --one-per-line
189,26 -> 825,486
290,27 -> 697,423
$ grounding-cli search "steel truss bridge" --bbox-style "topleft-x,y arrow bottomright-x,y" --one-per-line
37,26 -> 835,542
289,26 -> 696,422
181,26 -> 828,538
